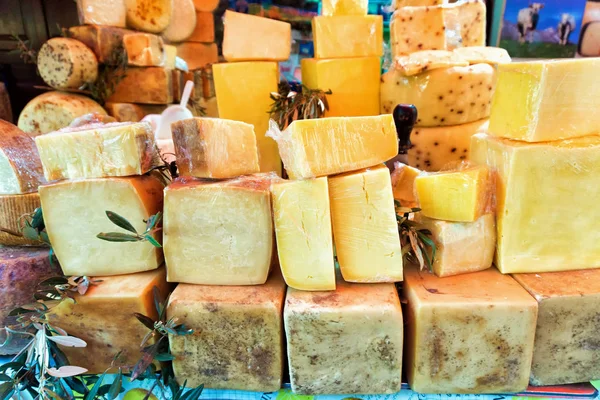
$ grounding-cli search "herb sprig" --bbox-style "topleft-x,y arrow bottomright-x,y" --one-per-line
82,45 -> 128,105
96,211 -> 162,248
11,34 -> 37,65
396,201 -> 437,272
268,81 -> 331,130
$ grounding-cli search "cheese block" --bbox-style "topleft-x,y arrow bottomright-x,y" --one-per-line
123,33 -> 165,67
471,134 -> 600,274
404,266 -> 538,393
163,0 -> 196,42
46,268 -> 169,374
125,0 -> 172,33
107,67 -> 173,104
0,83 -> 12,123
175,42 -> 218,70
18,91 -> 106,136
408,119 -> 489,171
392,0 -> 444,8
76,0 -> 127,27
390,162 -> 420,208
0,247 -> 61,355
514,270 -> 600,386
393,50 -> 469,76
390,5 -> 446,55
171,118 -> 260,179
312,16 -> 383,59
444,0 -> 486,48
301,57 -> 380,117
104,103 -> 167,122
284,280 -> 403,394
37,38 -> 98,90
271,177 -> 336,291
39,176 -> 164,276
188,11 -> 215,42
0,193 -> 42,246
489,59 -> 600,142
68,25 -> 134,65
329,165 -> 403,283
453,46 -> 511,65
193,0 -> 218,11
0,120 -> 45,195
168,271 -> 286,390
321,0 -> 368,16
164,174 -> 275,285
213,62 -> 281,175
380,63 -> 497,127
35,122 -> 156,181
415,165 -> 491,222
164,44 -> 177,69
268,115 -> 398,180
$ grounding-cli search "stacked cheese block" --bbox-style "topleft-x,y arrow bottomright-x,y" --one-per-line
300,0 -> 383,117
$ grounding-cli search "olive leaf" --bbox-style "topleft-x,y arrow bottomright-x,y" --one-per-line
97,211 -> 163,248
395,200 -> 437,272
268,81 -> 332,131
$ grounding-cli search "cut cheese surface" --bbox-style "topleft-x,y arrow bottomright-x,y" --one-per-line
322,0 -> 368,16
453,46 -> 511,65
164,174 -> 275,285
39,176 -> 164,276
164,44 -> 177,69
471,133 -> 600,273
76,0 -> 126,27
37,38 -> 98,90
0,193 -> 41,246
404,266 -> 538,393
390,5 -> 446,55
271,177 -> 336,291
269,115 -> 398,180
162,0 -> 197,42
47,268 -> 169,374
108,67 -> 173,104
312,16 -> 383,58
123,33 -> 165,67
68,25 -> 133,65
444,0 -> 486,48
223,11 -> 291,61
125,0 -> 172,33
35,122 -> 156,181
168,271 -> 286,391
104,103 -> 167,122
175,42 -> 219,70
188,11 -> 215,42
171,117 -> 260,179
390,162 -> 420,208
329,165 -> 403,283
301,57 -> 380,117
393,50 -> 469,76
284,280 -> 403,394
489,58 -> 600,142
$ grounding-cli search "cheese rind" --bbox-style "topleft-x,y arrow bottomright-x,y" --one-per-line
163,0 -> 197,42
107,67 -> 173,104
0,193 -> 41,246
390,162 -> 420,208
76,0 -> 127,27
175,42 -> 219,70
37,38 -> 98,90
312,16 -> 383,59
68,25 -> 133,64
393,50 -> 469,76
322,0 -> 368,16
104,103 -> 167,122
123,33 -> 165,67
125,0 -> 173,33
188,11 -> 215,42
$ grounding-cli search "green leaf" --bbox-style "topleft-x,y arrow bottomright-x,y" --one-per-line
105,211 -> 138,234
181,384 -> 204,400
107,370 -> 122,400
84,371 -> 106,400
96,232 -> 141,242
0,374 -> 10,382
22,225 -> 39,241
134,313 -> 156,331
0,382 -> 14,400
145,235 -> 162,248
155,353 -> 175,362
153,286 -> 164,320
145,212 -> 162,231
39,231 -> 51,245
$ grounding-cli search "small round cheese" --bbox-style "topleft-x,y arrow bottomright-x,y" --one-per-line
37,38 -> 98,90
162,0 -> 197,42
126,0 -> 174,33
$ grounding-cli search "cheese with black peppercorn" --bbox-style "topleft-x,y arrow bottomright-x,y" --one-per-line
37,38 -> 98,90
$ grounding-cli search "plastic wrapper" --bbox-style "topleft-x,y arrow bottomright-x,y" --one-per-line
37,38 -> 98,90
163,173 -> 278,285
471,133 -> 600,274
125,0 -> 173,33
312,15 -> 383,59
267,115 -> 398,180
107,67 -> 173,104
452,46 -> 511,65
321,0 -> 368,16
188,10 -> 215,42
123,32 -> 166,67
163,0 -> 197,42
76,0 -> 126,27
68,25 -> 133,65
175,42 -> 219,70
390,161 -> 420,208
0,193 -> 42,245
489,58 -> 600,142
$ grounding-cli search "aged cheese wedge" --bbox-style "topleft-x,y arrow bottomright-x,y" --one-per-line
76,0 -> 127,27
171,118 -> 259,179
453,46 -> 511,65
0,193 -> 41,246
489,58 -> 600,142
301,57 -> 380,117
329,165 -> 403,282
175,42 -> 218,70
271,177 -> 336,291
107,67 -> 173,104
68,25 -> 134,64
213,62 -> 281,175
164,174 -> 275,285
168,271 -> 286,391
471,133 -> 600,273
404,266 -> 538,393
381,63 -> 496,126
18,91 -> 106,136
37,38 -> 98,90
39,176 -> 164,276
125,0 -> 173,33
321,0 -> 368,16
393,50 -> 469,76
390,5 -> 446,55
444,0 -> 486,48
47,268 -> 169,374
164,44 -> 177,69
408,119 -> 489,171
123,33 -> 165,67
163,0 -> 197,42
514,270 -> 600,386
188,11 -> 215,42
104,103 -> 167,122
284,279 -> 403,394
35,122 -> 156,181
312,16 -> 383,59
269,115 -> 398,180
390,162 -> 420,208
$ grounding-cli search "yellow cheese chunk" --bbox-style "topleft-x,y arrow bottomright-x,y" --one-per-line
188,11 -> 215,42
408,119 -> 489,171
393,50 -> 469,76
175,42 -> 219,70
104,103 -> 167,122
123,33 -> 165,67
164,174 -> 275,285
76,0 -> 126,27
404,265 -> 538,393
213,62 -> 281,175
471,133 -> 600,273
0,193 -> 41,246
301,57 -> 380,117
223,11 -> 291,61
453,46 -> 511,65
329,165 -> 403,283
390,162 -> 420,208
39,176 -> 164,276
312,16 -> 383,59
269,115 -> 398,180
322,0 -> 367,16
47,268 -> 169,374
514,270 -> 600,386
489,58 -> 600,142
164,44 -> 177,69
415,165 -> 490,222
35,122 -> 156,181
444,0 -> 486,48
171,118 -> 259,179
271,177 -> 336,291
168,271 -> 286,391
390,6 -> 446,55
284,279 -> 403,394
108,67 -> 173,104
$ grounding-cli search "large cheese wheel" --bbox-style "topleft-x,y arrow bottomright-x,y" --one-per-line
17,91 -> 106,136
126,0 -> 173,33
37,38 -> 98,90
162,0 -> 197,42
0,193 -> 41,245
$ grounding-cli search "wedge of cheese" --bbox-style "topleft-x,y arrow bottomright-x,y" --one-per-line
322,0 -> 368,16
390,5 -> 446,55
68,25 -> 134,65
123,33 -> 165,67
393,50 -> 469,76
39,176 -> 164,276
164,174 -> 275,285
125,0 -> 172,33
104,103 -> 167,122
0,193 -> 41,246
76,0 -> 126,27
269,115 -> 398,180
163,0 -> 197,42
168,271 -> 286,391
47,268 -> 170,374
390,162 -> 420,208
107,67 -> 173,104
37,38 -> 98,90
312,16 -> 383,59
175,42 -> 219,70
188,12 -> 215,42
404,265 -> 538,393
284,279 -> 403,394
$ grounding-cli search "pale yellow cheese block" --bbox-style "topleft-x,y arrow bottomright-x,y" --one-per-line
104,103 -> 167,122
76,0 -> 127,27
321,0 -> 367,16
312,16 -> 383,59
107,67 -> 173,104
125,0 -> 172,33
0,193 -> 41,246
393,50 -> 468,76
162,0 -> 197,42
123,33 -> 165,67
271,177 -> 336,291
168,271 -> 286,391
37,38 -> 98,90
390,162 -> 420,208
